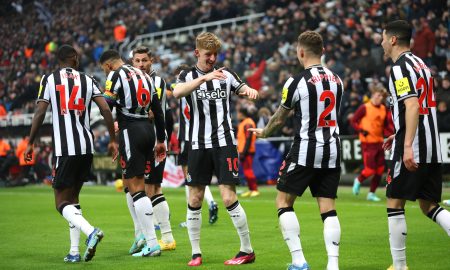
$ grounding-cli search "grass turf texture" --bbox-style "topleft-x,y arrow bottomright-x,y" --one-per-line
0,185 -> 449,270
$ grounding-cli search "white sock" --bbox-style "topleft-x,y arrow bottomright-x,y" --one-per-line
428,205 -> 450,237
187,205 -> 202,255
61,204 -> 94,237
133,191 -> 158,247
151,194 -> 174,243
278,207 -> 306,266
69,204 -> 81,255
387,208 -> 407,270
227,201 -> 253,254
322,211 -> 340,270
125,188 -> 141,238
204,185 -> 215,207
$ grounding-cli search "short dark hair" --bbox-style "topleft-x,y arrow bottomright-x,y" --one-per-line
132,46 -> 153,58
100,49 -> 121,64
384,20 -> 412,47
297,31 -> 323,56
56,45 -> 78,62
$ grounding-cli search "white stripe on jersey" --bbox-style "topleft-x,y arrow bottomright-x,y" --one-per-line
123,129 -> 131,160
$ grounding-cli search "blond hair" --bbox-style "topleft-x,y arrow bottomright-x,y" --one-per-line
196,32 -> 222,51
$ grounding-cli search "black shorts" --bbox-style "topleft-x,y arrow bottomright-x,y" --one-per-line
52,154 -> 93,189
187,145 -> 239,186
119,121 -> 155,179
277,159 -> 340,198
386,161 -> 442,203
177,141 -> 190,166
144,159 -> 166,184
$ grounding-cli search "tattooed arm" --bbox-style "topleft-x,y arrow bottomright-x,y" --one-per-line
248,106 -> 291,138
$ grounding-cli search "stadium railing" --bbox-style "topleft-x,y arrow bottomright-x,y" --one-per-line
119,13 -> 265,56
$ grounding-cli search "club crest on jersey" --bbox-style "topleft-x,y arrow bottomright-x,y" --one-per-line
395,77 -> 411,96
196,87 -> 227,100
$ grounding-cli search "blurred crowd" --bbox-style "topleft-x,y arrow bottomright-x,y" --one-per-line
0,0 -> 449,143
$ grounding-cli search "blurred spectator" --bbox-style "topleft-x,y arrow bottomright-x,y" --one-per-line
412,18 -> 435,65
15,135 -> 36,182
437,101 -> 450,132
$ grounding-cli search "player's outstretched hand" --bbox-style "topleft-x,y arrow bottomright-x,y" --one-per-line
248,128 -> 265,138
24,144 -> 34,163
239,87 -> 259,100
204,67 -> 227,81
382,135 -> 395,151
108,141 -> 119,162
403,145 -> 418,172
154,142 -> 167,163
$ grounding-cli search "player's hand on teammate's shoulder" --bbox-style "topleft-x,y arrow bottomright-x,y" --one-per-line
239,86 -> 259,100
248,128 -> 265,138
204,67 -> 227,81
154,142 -> 167,163
108,141 -> 119,162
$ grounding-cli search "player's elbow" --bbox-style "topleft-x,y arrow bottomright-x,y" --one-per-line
173,87 -> 183,98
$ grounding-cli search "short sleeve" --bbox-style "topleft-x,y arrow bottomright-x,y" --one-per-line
280,77 -> 299,110
390,64 -> 417,101
91,77 -> 102,98
225,68 -> 245,94
103,71 -> 121,105
36,75 -> 50,103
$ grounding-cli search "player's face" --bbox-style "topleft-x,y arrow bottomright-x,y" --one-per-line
195,48 -> 217,72
132,53 -> 152,74
371,92 -> 384,106
381,30 -> 392,58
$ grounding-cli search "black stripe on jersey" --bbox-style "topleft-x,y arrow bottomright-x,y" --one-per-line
66,69 -> 82,155
390,69 -> 405,161
224,68 -> 244,93
220,81 -> 234,146
206,80 -> 220,147
191,70 -> 206,148
53,70 -> 68,156
320,69 -> 331,168
79,74 -> 92,154
122,65 -> 138,115
178,99 -> 186,142
305,74 -> 318,167
286,76 -> 302,159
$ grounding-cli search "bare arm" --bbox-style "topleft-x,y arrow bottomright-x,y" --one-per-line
25,101 -> 49,162
94,96 -> 118,161
173,68 -> 226,98
248,106 -> 291,138
403,97 -> 419,171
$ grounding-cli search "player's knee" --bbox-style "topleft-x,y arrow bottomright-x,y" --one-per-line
188,194 -> 203,208
419,200 -> 437,216
222,194 -> 238,208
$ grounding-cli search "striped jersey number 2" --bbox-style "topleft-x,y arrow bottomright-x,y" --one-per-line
318,90 -> 336,127
136,79 -> 151,107
417,77 -> 436,115
56,84 -> 85,115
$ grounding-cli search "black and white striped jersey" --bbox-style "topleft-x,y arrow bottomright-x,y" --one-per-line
176,66 -> 245,149
281,65 -> 343,168
149,70 -> 168,118
37,67 -> 103,156
388,51 -> 441,163
104,64 -> 157,120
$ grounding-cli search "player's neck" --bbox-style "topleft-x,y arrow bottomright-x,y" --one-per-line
391,47 -> 410,63
302,58 -> 321,69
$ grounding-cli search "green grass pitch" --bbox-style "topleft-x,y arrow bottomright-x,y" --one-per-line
0,185 -> 449,269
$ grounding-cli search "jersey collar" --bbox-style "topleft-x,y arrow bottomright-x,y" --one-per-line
195,65 -> 215,75
149,70 -> 156,77
394,51 -> 411,63
305,64 -> 322,70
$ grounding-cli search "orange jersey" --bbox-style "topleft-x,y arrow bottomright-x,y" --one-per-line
352,102 -> 390,143
0,139 -> 10,157
237,117 -> 256,154
16,138 -> 35,165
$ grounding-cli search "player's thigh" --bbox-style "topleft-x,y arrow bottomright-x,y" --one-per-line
145,159 -> 165,185
52,154 -> 92,190
309,167 -> 341,199
386,160 -> 421,201
417,163 -> 442,203
177,141 -> 189,166
119,126 -> 151,180
187,148 -> 213,185
213,145 -> 240,186
277,159 -> 314,197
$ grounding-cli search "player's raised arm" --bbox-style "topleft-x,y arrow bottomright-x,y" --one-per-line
173,67 -> 227,98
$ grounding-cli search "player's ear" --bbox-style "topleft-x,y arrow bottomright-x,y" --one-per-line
194,49 -> 200,58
